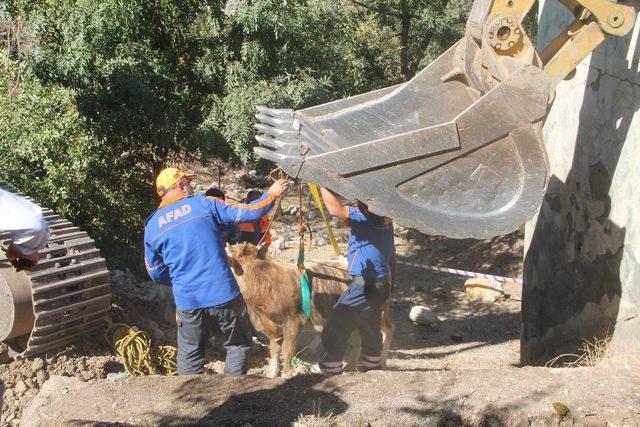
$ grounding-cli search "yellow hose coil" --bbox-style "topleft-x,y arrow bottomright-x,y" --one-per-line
105,323 -> 177,376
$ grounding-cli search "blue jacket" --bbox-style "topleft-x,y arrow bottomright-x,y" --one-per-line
346,207 -> 395,280
144,192 -> 276,310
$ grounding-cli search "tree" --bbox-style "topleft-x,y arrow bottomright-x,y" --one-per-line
202,0 -> 403,163
0,59 -> 153,270
349,0 -> 471,81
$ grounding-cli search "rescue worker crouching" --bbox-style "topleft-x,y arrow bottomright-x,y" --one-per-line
144,167 -> 287,375
318,187 -> 394,374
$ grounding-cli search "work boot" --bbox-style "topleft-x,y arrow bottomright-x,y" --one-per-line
357,354 -> 382,372
319,360 -> 343,376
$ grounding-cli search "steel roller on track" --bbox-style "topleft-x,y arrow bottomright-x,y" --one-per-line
0,183 -> 111,359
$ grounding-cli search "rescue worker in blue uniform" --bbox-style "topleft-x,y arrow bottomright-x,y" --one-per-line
144,167 -> 287,375
318,187 -> 395,374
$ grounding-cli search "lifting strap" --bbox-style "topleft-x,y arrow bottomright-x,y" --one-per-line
296,180 -> 313,318
307,182 -> 341,256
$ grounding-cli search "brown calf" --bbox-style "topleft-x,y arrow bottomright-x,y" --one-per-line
226,242 -> 394,378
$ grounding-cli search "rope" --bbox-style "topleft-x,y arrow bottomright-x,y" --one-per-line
105,323 -> 177,376
396,260 -> 523,285
257,168 -> 286,247
296,180 -> 313,268
155,345 -> 178,375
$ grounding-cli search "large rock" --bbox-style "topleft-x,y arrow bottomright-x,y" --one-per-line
409,306 -> 439,326
464,278 -> 505,303
523,0 -> 640,363
30,358 -> 45,372
14,380 -> 28,397
22,376 -> 87,427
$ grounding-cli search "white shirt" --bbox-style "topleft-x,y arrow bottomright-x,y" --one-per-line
0,188 -> 50,254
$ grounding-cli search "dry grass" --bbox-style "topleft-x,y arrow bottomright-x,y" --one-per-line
545,334 -> 612,368
292,399 -> 343,427
293,410 -> 337,427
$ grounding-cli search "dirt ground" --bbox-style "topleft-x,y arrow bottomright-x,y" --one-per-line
2,161 -> 640,425
21,365 -> 640,426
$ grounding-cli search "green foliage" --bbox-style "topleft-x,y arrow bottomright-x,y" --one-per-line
23,0 -> 219,163
201,0 -> 402,163
0,59 -> 154,271
0,0 -> 473,271
348,0 -> 471,80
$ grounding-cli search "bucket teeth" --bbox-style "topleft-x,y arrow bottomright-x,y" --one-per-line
254,107 -> 305,173
254,123 -> 298,138
254,135 -> 299,152
256,106 -> 295,118
253,147 -> 302,178
254,113 -> 294,128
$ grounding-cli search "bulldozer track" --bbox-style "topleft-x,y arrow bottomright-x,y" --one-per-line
0,183 -> 111,358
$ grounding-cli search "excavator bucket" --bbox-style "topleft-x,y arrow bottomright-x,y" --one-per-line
254,0 -> 635,239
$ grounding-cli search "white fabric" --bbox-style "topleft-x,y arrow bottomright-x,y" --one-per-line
0,188 -> 50,254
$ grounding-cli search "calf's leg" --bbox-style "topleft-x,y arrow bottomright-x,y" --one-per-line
267,338 -> 282,378
281,315 -> 304,377
380,301 -> 395,369
253,314 -> 284,378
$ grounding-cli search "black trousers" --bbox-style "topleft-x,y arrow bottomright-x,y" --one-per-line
176,294 -> 252,376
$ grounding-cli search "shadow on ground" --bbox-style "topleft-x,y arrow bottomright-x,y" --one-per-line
385,230 -> 523,362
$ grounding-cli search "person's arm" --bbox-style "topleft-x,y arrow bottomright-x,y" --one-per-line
144,240 -> 172,285
0,189 -> 50,270
210,179 -> 288,225
319,187 -> 349,220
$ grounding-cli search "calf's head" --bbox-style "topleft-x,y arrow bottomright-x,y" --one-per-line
225,242 -> 269,276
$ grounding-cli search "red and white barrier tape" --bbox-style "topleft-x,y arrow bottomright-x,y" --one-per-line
397,260 -> 523,286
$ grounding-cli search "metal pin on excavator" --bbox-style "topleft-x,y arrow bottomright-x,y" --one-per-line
254,0 -> 636,239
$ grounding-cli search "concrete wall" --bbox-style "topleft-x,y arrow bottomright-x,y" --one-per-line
521,0 -> 640,364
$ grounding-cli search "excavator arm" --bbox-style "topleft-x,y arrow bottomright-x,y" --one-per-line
254,0 -> 636,239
